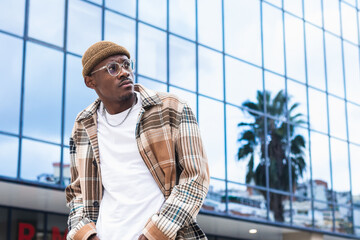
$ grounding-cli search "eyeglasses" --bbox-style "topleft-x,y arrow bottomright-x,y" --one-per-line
90,59 -> 135,76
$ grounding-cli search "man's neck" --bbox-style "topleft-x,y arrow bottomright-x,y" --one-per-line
102,93 -> 136,115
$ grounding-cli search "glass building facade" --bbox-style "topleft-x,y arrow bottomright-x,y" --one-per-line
0,0 -> 360,239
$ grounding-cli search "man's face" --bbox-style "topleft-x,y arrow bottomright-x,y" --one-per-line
85,54 -> 135,103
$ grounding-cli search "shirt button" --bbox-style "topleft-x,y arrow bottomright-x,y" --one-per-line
92,160 -> 97,167
93,201 -> 99,207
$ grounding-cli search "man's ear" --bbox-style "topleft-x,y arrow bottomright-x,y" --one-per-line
84,75 -> 96,89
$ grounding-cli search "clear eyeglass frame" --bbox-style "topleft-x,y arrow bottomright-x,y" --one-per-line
90,59 -> 135,76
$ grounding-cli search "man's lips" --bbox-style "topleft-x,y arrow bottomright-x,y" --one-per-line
118,79 -> 133,87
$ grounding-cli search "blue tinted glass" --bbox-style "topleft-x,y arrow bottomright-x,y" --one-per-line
137,77 -> 167,92
341,3 -> 358,44
203,178 -> 226,213
198,46 -> 223,100
225,56 -> 263,107
344,42 -> 360,104
28,0 -> 65,47
314,201 -> 333,231
169,87 -> 197,116
335,206 -> 353,234
106,0 -> 136,18
328,96 -> 347,140
350,144 -> 360,205
104,11 -> 136,58
23,43 -> 63,143
139,0 -> 166,29
67,0 -> 101,55
64,54 -> 97,142
224,0 -> 261,66
199,96 -> 224,179
198,0 -> 222,50
306,24 -> 326,91
0,134 -> 18,178
284,0 -> 302,17
0,0 -> 25,35
62,147 -> 70,186
263,3 -> 284,75
325,33 -> 344,98
285,14 -> 306,83
308,88 -> 328,133
266,0 -> 281,7
265,72 -> 285,117
20,139 -> 60,184
287,80 -> 308,127
347,103 -> 360,144
0,34 -> 22,134
323,0 -> 340,35
138,24 -> 167,82
169,0 -> 195,40
169,36 -> 196,92
304,0 -> 322,27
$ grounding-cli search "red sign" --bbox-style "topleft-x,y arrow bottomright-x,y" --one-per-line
18,222 -> 68,240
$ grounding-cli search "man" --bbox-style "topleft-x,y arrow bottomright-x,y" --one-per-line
65,41 -> 209,240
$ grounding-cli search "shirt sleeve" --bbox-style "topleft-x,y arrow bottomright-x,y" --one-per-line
142,104 -> 210,240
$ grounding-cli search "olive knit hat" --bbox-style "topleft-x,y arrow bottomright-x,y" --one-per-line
82,41 -> 131,77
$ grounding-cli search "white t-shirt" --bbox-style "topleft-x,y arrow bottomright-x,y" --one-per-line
96,92 -> 165,240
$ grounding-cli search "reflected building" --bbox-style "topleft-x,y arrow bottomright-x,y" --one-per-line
1,0 -> 360,239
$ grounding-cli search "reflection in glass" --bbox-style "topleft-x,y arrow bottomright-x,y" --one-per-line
21,139 -> 60,183
284,0 -> 302,17
224,0 -> 261,65
335,206 -> 353,234
323,0 -> 340,35
65,54 -> 97,143
198,46 -> 223,100
347,103 -> 360,144
292,196 -> 313,227
287,80 -> 308,127
304,0 -> 322,27
305,24 -> 326,91
104,11 -> 136,58
0,34 -> 22,134
350,144 -> 360,205
11,210 -> 44,240
0,134 -> 18,178
139,0 -> 166,29
169,0 -> 195,40
325,33 -> 344,98
199,97 -> 224,179
169,87 -> 197,116
0,0 -> 25,35
202,178 -> 226,213
62,147 -> 71,186
198,0 -> 222,50
285,14 -> 305,83
106,0 -> 136,18
355,207 -> 360,228
310,131 -> 331,202
269,192 -> 291,224
314,201 -> 333,231
28,0 -> 64,47
328,96 -> 347,140
169,36 -> 196,91
341,2 -> 358,44
227,183 -> 267,220
344,42 -> 360,104
23,43 -> 63,143
138,24 -> 167,82
225,56 -> 262,107
137,77 -> 167,92
308,88 -> 328,133
0,207 -> 7,240
46,214 -> 68,240
67,0 -> 101,55
262,3 -> 284,75
264,72 -> 285,117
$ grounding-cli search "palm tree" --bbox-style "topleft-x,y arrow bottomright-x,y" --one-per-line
237,90 -> 306,222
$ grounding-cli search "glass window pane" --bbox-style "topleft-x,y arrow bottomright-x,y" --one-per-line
62,147 -> 71,186
169,87 -> 197,116
263,4 -> 284,75
227,183 -> 267,220
28,0 -> 64,47
11,210 -> 44,239
341,3 -> 358,44
292,197 -> 313,227
269,192 -> 291,223
169,36 -> 196,92
139,0 -> 166,29
347,103 -> 360,144
46,214 -> 68,240
202,179 -> 226,214
305,24 -> 326,91
314,201 -> 333,231
105,0 -> 136,18
335,206 -> 353,234
0,34 -> 22,134
137,77 -> 167,92
308,88 -> 328,133
224,0 -> 261,65
310,132 -> 331,202
264,72 -> 285,117
64,54 -> 97,143
225,56 -> 263,107
304,0 -> 322,27
323,0 -> 340,35
284,0 -> 302,17
355,207 -> 360,227
198,46 -> 223,100
265,0 -> 281,7
104,11 -> 136,58
0,207 -> 7,240
67,0 -> 101,55
198,0 -> 222,50
287,80 -> 308,127
328,96 -> 347,140
169,0 -> 195,40
0,0 -> 25,35
0,134 -> 18,178
21,139 -> 61,183
199,97 -> 224,179
344,42 -> 360,104
350,144 -> 360,206
285,14 -> 306,83
325,33 -> 344,98
138,24 -> 167,82
23,43 -> 63,143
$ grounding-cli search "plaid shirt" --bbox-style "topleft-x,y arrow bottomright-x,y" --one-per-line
65,84 -> 209,240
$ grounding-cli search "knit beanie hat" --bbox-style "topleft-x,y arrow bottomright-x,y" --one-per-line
82,41 -> 131,77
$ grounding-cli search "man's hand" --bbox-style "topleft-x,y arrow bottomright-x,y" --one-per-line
88,234 -> 100,240
138,234 -> 148,240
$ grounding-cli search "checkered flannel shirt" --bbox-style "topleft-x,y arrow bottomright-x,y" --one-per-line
65,84 -> 210,240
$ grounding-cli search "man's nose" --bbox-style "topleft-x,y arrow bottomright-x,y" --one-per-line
117,67 -> 130,79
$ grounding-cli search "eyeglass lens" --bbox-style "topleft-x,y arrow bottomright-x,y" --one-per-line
107,60 -> 134,76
